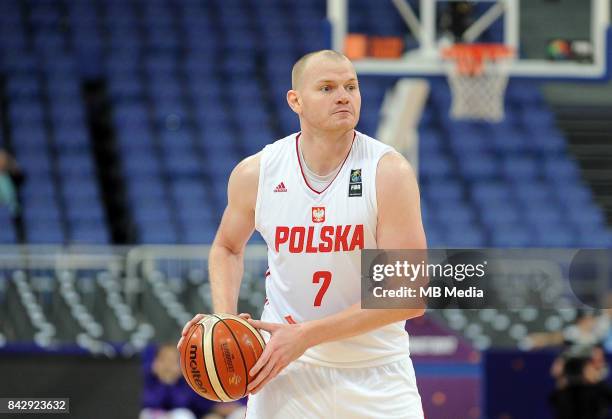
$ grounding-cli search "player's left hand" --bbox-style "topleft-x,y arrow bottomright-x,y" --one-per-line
245,319 -> 310,394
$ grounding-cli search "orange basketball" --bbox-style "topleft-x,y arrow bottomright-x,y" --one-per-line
179,313 -> 266,402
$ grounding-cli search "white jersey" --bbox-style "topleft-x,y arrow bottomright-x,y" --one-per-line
254,131 -> 411,368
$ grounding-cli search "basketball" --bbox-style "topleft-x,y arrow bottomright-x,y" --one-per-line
179,313 -> 266,402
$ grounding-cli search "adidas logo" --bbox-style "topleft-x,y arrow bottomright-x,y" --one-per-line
274,182 -> 287,193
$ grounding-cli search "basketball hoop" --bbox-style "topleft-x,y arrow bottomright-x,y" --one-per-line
442,44 -> 514,122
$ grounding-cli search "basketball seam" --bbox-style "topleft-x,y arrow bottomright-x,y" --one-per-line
213,314 -> 251,398
204,319 -> 231,401
217,313 -> 266,351
199,322 -> 223,401
211,319 -> 238,400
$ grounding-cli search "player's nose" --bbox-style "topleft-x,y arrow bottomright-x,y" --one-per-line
335,91 -> 350,104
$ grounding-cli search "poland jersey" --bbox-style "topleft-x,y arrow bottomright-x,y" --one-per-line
254,130 -> 411,368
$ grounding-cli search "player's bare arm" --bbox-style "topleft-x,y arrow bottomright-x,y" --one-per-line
246,150 -> 427,394
177,153 -> 260,349
209,153 -> 260,313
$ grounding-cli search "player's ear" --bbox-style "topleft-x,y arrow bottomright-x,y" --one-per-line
287,90 -> 301,114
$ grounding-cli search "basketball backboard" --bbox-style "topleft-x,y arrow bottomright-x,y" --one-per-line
329,0 -> 611,80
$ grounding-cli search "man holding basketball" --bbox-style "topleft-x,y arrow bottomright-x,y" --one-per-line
178,50 -> 426,418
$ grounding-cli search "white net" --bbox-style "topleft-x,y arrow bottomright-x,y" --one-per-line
443,46 -> 514,122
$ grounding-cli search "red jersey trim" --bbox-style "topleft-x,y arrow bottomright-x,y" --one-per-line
295,131 -> 356,195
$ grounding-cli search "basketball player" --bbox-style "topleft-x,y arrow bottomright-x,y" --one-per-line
178,50 -> 427,418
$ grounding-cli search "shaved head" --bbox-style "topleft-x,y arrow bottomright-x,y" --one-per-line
291,50 -> 352,90
286,49 -> 361,134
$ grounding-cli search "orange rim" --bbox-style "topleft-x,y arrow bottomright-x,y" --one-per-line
442,43 -> 514,76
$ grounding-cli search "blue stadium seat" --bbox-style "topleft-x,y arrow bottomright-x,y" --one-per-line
523,205 -> 564,226
181,224 -> 217,244
57,154 -> 96,177
206,155 -> 239,180
18,153 -> 53,174
447,132 -> 491,155
11,125 -> 47,150
23,203 -> 62,222
418,128 -> 443,148
126,179 -> 166,202
6,75 -> 41,99
195,106 -> 231,127
471,181 -> 511,206
0,208 -> 16,243
54,128 -> 90,150
501,156 -> 540,180
566,204 -> 606,228
419,155 -> 453,178
221,55 -> 257,77
424,179 -> 465,203
123,156 -> 162,178
183,55 -> 217,77
457,154 -> 499,180
106,54 -> 139,76
436,204 -> 476,226
521,106 -> 556,129
524,129 -> 566,154
9,100 -> 45,123
61,178 -> 99,200
146,30 -> 180,51
25,223 -> 65,244
443,225 -> 486,247
512,182 -> 554,205
149,81 -> 182,101
108,78 -> 145,103
557,183 -> 593,205
1,52 -> 37,75
479,204 -> 521,229
490,129 -> 528,153
40,54 -> 77,76
139,224 -> 179,244
116,132 -> 156,153
170,180 -> 207,198
159,130 -> 194,151
532,224 -> 576,247
198,132 -> 236,153
490,226 -> 532,247
506,82 -> 544,106
542,157 -> 580,180
48,73 -> 81,94
224,30 -> 258,52
164,153 -> 202,177
576,230 -> 612,248
184,32 -> 220,54
65,197 -> 105,218
69,225 -> 110,244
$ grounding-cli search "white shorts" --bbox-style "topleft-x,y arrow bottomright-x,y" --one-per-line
245,357 -> 424,419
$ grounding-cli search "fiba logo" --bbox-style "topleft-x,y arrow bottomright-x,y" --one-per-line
228,374 -> 242,386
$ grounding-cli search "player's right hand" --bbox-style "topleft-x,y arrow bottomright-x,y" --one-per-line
177,313 -> 206,350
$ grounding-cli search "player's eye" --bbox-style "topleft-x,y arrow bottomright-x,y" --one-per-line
347,84 -> 357,91
321,85 -> 331,92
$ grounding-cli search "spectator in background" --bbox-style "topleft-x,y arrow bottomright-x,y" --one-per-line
140,343 -> 246,419
0,149 -> 22,216
438,1 -> 475,42
549,344 -> 612,419
524,309 -> 610,350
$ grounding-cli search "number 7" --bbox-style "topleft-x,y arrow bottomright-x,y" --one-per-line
313,271 -> 332,307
